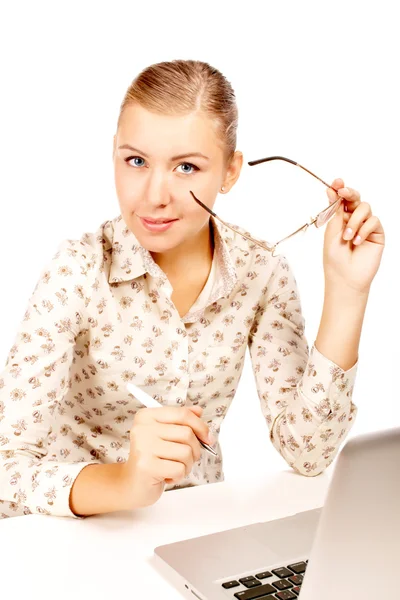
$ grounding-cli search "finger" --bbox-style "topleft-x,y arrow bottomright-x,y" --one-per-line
153,438 -> 196,476
156,423 -> 202,462
331,178 -> 345,191
351,216 -> 385,245
327,186 -> 339,205
342,202 -> 373,240
337,186 -> 361,205
152,406 -> 211,444
137,404 -> 202,422
326,178 -> 346,205
154,457 -> 187,483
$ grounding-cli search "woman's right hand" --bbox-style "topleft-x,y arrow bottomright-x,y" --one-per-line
121,405 -> 214,509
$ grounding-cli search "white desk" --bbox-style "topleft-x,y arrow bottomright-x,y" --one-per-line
0,468 -> 332,600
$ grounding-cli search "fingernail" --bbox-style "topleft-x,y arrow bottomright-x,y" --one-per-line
353,235 -> 362,245
339,187 -> 349,195
343,227 -> 353,240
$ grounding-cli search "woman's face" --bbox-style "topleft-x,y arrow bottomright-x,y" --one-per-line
113,103 -> 242,254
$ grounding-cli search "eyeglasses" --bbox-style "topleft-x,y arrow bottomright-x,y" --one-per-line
189,155 -> 344,258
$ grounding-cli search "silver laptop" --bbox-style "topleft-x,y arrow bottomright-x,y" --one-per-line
154,426 -> 400,599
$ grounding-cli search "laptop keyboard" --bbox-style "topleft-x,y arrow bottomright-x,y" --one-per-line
221,559 -> 308,599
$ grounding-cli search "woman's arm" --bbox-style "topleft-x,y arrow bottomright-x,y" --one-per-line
0,239 -> 101,519
69,462 -> 134,517
248,253 -> 358,477
315,283 -> 368,371
316,179 -> 384,370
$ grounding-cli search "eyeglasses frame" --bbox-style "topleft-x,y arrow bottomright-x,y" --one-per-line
189,156 -> 344,257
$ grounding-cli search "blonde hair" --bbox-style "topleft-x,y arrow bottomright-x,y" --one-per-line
117,59 -> 238,165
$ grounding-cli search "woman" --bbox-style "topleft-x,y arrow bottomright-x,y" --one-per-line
0,60 -> 385,519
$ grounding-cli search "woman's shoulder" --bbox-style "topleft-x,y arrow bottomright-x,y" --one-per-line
38,215 -> 118,290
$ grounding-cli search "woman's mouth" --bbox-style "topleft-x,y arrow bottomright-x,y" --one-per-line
139,216 -> 179,233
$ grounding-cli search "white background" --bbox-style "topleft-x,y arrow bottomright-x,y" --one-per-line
0,1 -> 398,481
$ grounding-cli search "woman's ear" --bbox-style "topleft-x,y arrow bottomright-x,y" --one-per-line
223,151 -> 244,191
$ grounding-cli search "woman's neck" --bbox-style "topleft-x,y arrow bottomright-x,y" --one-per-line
151,219 -> 214,280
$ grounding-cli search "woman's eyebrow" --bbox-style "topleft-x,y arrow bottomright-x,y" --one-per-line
118,144 -> 210,161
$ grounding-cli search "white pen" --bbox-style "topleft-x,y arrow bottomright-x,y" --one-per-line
126,382 -> 217,456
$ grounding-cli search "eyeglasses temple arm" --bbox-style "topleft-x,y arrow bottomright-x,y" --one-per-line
189,191 -> 275,253
274,222 -> 310,248
248,156 -> 334,190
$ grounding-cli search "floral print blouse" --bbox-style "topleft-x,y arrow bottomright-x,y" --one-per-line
0,213 -> 358,519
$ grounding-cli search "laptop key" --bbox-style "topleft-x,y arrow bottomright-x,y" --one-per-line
292,587 -> 301,596
221,580 -> 240,589
286,561 -> 307,574
275,591 -> 297,599
273,579 -> 293,591
255,571 -> 273,580
288,574 -> 303,585
272,567 -> 293,578
234,583 -> 277,599
238,576 -> 262,588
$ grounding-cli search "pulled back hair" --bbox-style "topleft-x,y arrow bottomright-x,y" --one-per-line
117,59 -> 238,165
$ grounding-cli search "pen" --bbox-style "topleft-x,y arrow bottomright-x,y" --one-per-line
126,382 -> 218,456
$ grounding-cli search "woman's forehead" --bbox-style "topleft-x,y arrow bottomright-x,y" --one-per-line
118,104 -> 221,151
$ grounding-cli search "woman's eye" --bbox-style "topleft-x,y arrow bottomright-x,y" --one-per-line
176,162 -> 199,175
125,156 -> 145,167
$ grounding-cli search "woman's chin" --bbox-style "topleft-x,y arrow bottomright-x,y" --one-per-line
133,230 -> 182,254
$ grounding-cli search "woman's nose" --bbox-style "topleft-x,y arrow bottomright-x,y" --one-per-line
145,173 -> 171,206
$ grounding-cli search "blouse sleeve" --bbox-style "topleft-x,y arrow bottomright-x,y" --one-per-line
248,253 -> 358,477
0,239 -> 100,519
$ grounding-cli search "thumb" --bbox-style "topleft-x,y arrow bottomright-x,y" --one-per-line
335,197 -> 345,222
327,187 -> 337,205
326,197 -> 345,237
327,177 -> 344,205
187,405 -> 203,415
323,186 -> 345,236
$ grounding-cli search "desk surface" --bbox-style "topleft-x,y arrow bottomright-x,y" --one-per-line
0,467 -> 332,600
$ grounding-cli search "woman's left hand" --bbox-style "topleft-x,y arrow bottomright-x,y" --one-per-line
322,178 -> 385,294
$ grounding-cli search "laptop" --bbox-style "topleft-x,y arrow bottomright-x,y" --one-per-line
154,426 -> 400,599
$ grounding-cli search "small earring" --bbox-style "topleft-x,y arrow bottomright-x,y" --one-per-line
220,186 -> 225,192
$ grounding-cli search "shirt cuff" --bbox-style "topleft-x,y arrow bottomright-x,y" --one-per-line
34,462 -> 99,519
298,342 -> 358,413
312,342 -> 359,374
